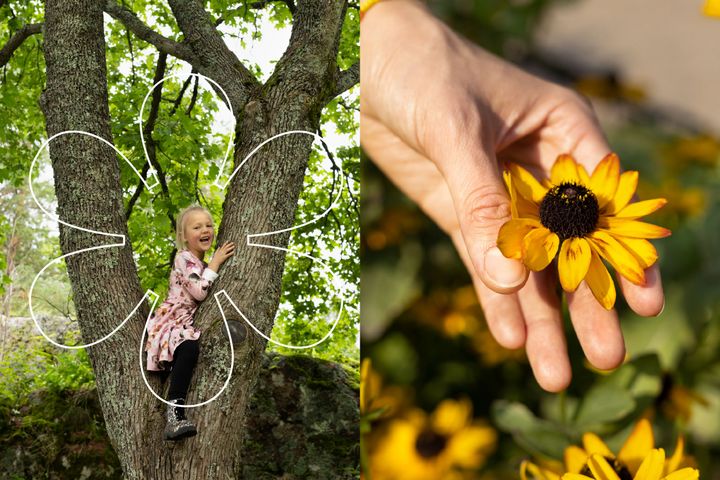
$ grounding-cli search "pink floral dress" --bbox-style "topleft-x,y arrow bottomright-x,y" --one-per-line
145,249 -> 218,371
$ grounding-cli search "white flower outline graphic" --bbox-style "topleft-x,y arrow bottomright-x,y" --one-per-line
27,73 -> 349,408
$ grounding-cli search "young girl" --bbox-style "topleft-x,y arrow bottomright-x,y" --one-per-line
145,205 -> 235,441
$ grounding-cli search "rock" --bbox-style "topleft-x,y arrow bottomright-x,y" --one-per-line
0,352 -> 359,479
241,353 -> 360,480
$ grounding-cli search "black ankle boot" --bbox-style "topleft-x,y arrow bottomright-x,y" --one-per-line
164,398 -> 197,441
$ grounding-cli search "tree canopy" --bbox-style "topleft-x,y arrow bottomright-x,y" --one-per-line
1,0 -> 359,365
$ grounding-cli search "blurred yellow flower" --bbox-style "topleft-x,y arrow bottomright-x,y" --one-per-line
498,154 -> 670,309
704,0 -> 720,17
657,377 -> 710,424
360,358 -> 406,421
364,207 -> 423,250
638,180 -> 705,219
575,75 -> 646,103
369,398 -> 496,480
408,286 -> 525,365
663,135 -> 720,169
521,419 -> 697,480
361,358 -> 382,416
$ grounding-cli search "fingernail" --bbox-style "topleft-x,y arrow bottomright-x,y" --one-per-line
655,299 -> 665,317
483,247 -> 526,288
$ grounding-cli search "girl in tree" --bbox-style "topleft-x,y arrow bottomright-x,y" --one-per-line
145,205 -> 235,440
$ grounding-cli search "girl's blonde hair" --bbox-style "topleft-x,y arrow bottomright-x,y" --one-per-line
176,205 -> 214,250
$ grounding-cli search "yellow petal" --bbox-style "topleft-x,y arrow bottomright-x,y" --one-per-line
505,170 -> 542,219
589,230 -> 646,285
498,219 -> 542,259
431,398 -> 472,435
587,454 -> 621,480
585,251 -> 616,310
564,445 -> 589,474
578,164 -> 591,186
551,154 -> 581,185
613,236 -> 658,269
605,171 -> 638,214
505,170 -> 520,219
558,237 -> 592,292
522,461 -> 562,480
615,198 -> 667,219
582,433 -> 614,457
634,448 -> 665,480
522,227 -> 560,271
503,169 -> 512,192
562,475 -> 594,480
509,163 -> 548,204
446,424 -> 497,468
665,436 -> 685,474
590,153 -> 621,208
599,217 -> 672,239
664,468 -> 699,480
618,419 -> 654,474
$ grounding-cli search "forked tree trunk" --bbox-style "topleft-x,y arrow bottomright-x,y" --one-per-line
39,0 -> 353,477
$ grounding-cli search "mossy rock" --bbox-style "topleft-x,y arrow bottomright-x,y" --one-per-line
0,353 -> 359,479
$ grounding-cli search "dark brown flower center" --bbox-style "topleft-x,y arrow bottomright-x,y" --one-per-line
580,456 -> 633,480
539,182 -> 599,240
415,429 -> 448,458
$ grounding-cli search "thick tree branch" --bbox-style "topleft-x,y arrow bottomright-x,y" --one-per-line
250,0 -> 297,14
215,0 -> 296,26
271,0 -> 348,113
168,0 -> 260,110
104,0 -> 198,65
332,61 -> 359,98
0,23 -> 42,68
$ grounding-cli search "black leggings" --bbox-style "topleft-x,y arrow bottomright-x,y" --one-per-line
167,340 -> 200,401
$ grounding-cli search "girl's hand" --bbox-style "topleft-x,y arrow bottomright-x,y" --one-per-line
208,242 -> 235,273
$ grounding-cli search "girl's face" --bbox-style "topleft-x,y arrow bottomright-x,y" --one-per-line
183,210 -> 214,254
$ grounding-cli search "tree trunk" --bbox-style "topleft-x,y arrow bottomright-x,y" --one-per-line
39,0 -> 354,477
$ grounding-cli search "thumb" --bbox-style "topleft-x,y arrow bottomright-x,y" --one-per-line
438,146 -> 528,294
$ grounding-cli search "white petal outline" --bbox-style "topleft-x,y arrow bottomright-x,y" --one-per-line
138,292 -> 235,409
221,130 -> 347,349
28,130 -> 159,349
27,74 -> 349,409
138,73 -> 234,187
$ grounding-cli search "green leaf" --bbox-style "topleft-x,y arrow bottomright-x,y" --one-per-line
360,243 -> 422,341
573,383 -> 635,429
492,400 -> 569,459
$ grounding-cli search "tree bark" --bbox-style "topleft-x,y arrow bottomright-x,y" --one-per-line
40,0 -> 356,477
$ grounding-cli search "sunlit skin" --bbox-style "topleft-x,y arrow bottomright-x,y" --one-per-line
361,0 -> 664,392
182,210 -> 235,272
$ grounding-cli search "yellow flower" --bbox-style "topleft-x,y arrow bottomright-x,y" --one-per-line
498,153 -> 670,309
369,398 -> 496,480
521,419 -> 698,480
361,358 -> 382,416
704,0 -> 720,17
360,358 -> 406,420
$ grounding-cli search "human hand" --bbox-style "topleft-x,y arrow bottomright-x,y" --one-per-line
208,241 -> 235,273
360,0 -> 664,391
